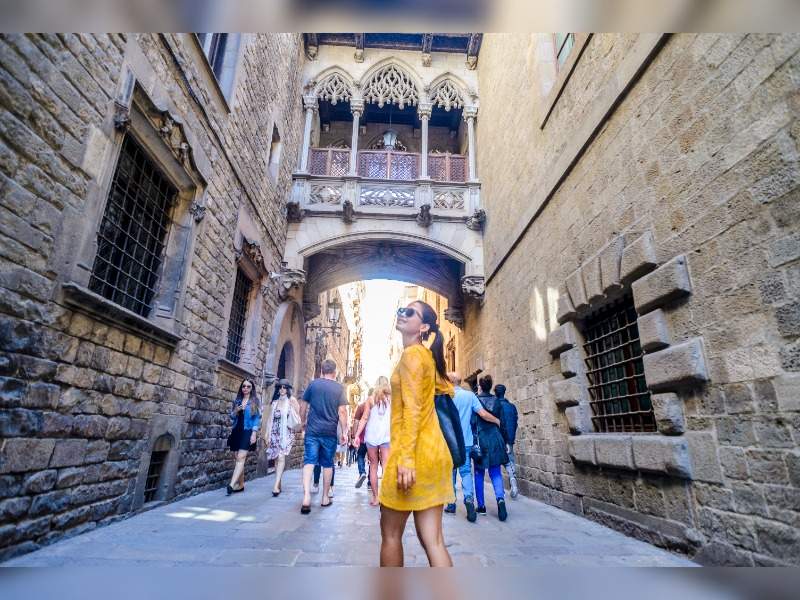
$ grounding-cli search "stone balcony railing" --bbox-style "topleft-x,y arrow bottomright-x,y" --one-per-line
293,148 -> 480,218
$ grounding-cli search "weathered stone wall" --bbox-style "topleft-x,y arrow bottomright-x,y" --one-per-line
0,33 -> 305,559
469,33 -> 800,565
301,288 -> 351,393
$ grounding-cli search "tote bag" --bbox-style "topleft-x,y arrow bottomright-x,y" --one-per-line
434,393 -> 466,467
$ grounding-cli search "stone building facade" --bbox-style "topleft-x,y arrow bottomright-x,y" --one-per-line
465,33 -> 800,566
0,33 -> 306,559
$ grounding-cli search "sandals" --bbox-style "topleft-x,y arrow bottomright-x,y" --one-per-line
321,500 -> 333,508
300,504 -> 311,514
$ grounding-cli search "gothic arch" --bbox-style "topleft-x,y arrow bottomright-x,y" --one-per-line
311,67 -> 356,105
359,58 -> 423,109
428,73 -> 472,111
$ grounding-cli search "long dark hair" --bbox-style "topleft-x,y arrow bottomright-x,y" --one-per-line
235,379 -> 261,415
413,300 -> 447,380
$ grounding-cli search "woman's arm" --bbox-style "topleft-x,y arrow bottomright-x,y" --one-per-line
229,399 -> 239,426
251,400 -> 262,432
354,400 -> 371,441
396,349 -> 425,474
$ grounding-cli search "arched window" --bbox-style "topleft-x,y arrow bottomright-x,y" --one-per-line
361,64 -> 419,109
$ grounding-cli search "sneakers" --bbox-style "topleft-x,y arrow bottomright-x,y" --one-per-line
355,474 -> 366,488
312,483 -> 319,494
465,499 -> 477,523
510,477 -> 519,499
476,504 -> 487,515
498,498 -> 508,522
444,503 -> 457,514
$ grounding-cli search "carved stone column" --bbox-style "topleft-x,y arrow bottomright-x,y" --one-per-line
349,100 -> 363,176
464,106 -> 478,182
299,95 -> 317,173
418,103 -> 432,179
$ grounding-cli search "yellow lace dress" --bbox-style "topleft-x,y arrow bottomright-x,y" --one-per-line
379,344 -> 456,511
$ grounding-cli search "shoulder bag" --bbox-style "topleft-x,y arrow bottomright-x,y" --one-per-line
434,393 -> 466,467
286,399 -> 301,431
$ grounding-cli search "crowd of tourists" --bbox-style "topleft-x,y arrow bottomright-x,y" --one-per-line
223,299 -> 519,567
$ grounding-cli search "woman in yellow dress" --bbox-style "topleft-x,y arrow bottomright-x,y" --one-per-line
379,300 -> 455,567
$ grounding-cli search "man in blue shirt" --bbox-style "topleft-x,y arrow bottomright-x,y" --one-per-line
446,372 -> 501,522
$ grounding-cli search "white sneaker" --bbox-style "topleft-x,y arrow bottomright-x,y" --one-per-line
510,479 -> 519,499
328,486 -> 334,498
312,484 -> 319,494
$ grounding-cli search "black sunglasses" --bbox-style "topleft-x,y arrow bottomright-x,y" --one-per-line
397,307 -> 420,319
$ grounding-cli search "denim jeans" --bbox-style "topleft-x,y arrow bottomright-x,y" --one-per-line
452,457 -> 474,503
474,464 -> 505,507
504,444 -> 517,479
303,434 -> 337,468
356,442 -> 367,476
313,463 -> 335,486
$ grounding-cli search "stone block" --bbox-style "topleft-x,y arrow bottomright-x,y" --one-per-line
72,415 -> 108,438
582,255 -> 604,304
0,408 -> 42,437
565,404 -> 593,434
0,497 -> 31,521
565,269 -> 588,311
556,293 -> 577,324
547,321 -> 579,356
637,309 -> 671,353
29,490 -> 70,517
568,435 -> 596,465
599,236 -> 625,293
550,378 -> 584,408
84,440 -> 109,464
559,348 -> 584,377
620,230 -> 658,283
594,434 -> 635,470
0,438 -> 55,474
56,467 -> 84,489
686,431 -> 724,483
632,436 -> 692,479
643,337 -> 709,391
41,411 -> 74,437
22,469 -> 57,494
49,439 -> 87,468
772,373 -> 800,412
632,254 -> 692,314
651,392 -> 685,434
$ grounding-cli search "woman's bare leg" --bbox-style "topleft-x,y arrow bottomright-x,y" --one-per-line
367,446 -> 380,505
380,506 -> 410,567
229,450 -> 247,489
413,505 -> 452,567
273,454 -> 286,492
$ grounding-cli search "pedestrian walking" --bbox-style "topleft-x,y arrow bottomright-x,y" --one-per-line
472,375 -> 509,521
379,301 -> 455,567
354,376 -> 392,506
444,372 -> 501,522
494,383 -> 519,498
225,379 -> 262,495
299,359 -> 348,514
265,378 -> 300,497
352,391 -> 372,489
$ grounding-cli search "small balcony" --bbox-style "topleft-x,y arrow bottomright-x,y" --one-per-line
308,148 -> 468,183
293,148 -> 478,218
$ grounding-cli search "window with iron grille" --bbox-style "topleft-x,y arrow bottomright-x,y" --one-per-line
144,450 -> 168,503
583,296 -> 656,433
226,268 -> 252,363
89,135 -> 176,317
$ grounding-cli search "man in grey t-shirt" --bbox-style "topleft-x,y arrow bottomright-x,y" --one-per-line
299,359 -> 347,513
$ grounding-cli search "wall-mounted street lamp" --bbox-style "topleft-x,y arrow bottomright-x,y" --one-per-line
306,296 -> 343,343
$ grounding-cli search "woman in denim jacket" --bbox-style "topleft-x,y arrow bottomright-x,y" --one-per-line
226,379 -> 262,495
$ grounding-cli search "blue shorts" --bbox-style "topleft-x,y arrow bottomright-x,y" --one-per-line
303,434 -> 337,468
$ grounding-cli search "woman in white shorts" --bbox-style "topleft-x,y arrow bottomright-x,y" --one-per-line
354,376 -> 391,506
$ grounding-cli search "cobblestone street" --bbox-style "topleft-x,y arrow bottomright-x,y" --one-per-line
4,466 -> 693,567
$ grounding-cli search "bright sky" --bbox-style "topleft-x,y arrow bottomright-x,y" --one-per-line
358,279 -> 407,385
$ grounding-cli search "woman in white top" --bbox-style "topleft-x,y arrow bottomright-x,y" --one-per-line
354,376 -> 391,506
265,378 -> 300,497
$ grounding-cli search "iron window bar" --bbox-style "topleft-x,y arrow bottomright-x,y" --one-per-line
89,135 -> 176,317
582,296 -> 656,433
226,268 -> 252,363
143,449 -> 168,503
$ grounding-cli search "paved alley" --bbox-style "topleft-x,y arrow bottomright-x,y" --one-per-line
4,466 -> 694,567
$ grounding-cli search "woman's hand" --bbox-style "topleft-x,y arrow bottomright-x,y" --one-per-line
236,402 -> 244,413
397,465 -> 416,492
250,431 -> 257,445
